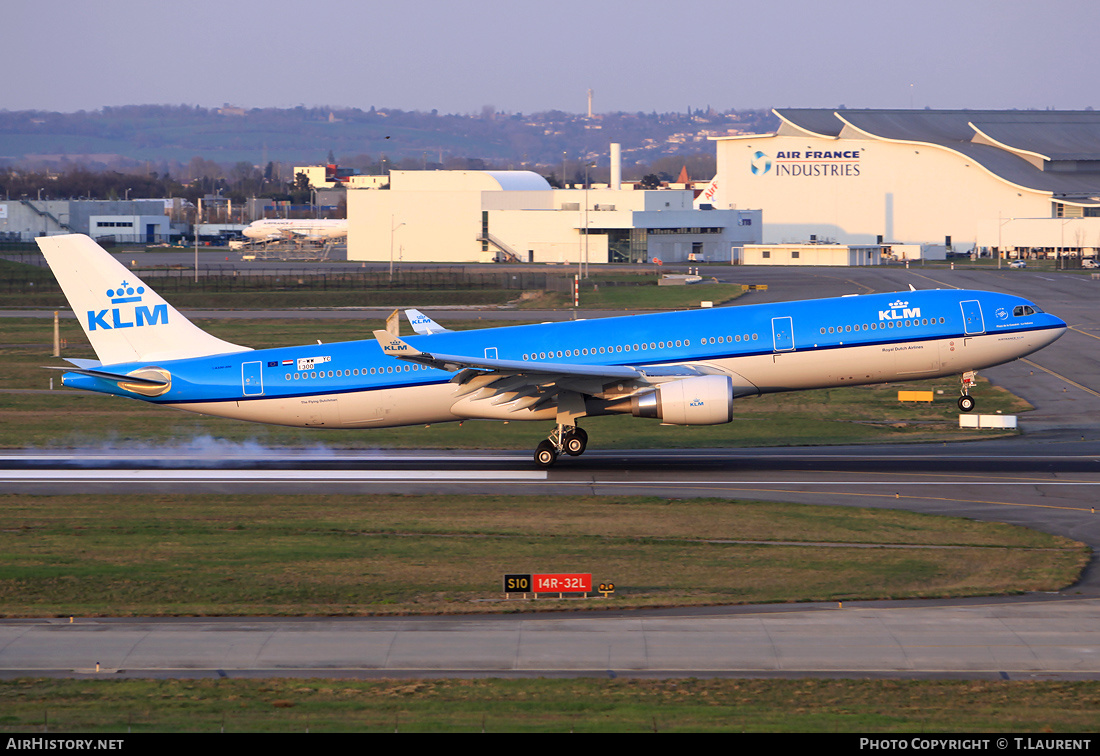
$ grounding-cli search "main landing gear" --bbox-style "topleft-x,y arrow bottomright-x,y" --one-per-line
958,370 -> 977,413
534,424 -> 588,468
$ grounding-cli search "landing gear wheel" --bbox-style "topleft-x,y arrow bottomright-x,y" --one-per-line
564,427 -> 588,456
534,440 -> 558,468
958,395 -> 975,412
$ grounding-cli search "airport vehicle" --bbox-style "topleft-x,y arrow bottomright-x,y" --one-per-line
38,235 -> 1066,467
1009,260 -> 1027,269
242,218 -> 348,242
1082,259 -> 1098,269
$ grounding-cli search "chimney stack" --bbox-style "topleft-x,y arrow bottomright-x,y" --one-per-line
610,143 -> 621,191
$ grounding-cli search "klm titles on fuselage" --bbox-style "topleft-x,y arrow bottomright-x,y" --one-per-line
87,283 -> 167,331
878,300 -> 921,321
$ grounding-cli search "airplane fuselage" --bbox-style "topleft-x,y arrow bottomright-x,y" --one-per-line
62,288 -> 1066,429
242,219 -> 348,241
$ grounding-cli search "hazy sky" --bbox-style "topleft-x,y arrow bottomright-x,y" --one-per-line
6,0 -> 1097,114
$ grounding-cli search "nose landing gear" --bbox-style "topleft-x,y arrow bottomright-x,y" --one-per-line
958,370 -> 977,412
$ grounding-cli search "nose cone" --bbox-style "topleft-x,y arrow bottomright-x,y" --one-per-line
1043,313 -> 1068,347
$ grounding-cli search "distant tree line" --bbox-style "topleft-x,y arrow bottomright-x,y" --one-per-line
1,162 -> 306,206
1,149 -> 717,205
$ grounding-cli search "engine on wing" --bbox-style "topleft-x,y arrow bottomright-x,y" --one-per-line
628,375 -> 734,425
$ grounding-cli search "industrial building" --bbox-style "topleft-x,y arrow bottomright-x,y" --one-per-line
0,199 -> 174,243
708,109 -> 1100,258
736,243 -> 883,266
346,152 -> 760,265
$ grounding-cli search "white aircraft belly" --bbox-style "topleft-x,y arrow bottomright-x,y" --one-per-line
164,383 -> 462,429
718,330 -> 1060,395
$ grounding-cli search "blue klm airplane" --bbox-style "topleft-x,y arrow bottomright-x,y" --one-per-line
39,234 -> 1066,467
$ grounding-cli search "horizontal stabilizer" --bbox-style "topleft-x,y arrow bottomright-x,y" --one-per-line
43,365 -> 169,386
63,358 -> 103,369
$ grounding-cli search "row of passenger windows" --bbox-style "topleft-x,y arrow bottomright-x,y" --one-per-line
285,364 -> 428,381
522,333 -> 759,361
820,317 -> 946,335
279,313 -> 953,380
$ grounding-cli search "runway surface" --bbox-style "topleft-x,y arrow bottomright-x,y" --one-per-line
3,597 -> 1098,680
4,263 -> 1100,679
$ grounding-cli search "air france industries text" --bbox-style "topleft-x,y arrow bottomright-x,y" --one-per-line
761,149 -> 862,178
776,163 -> 860,176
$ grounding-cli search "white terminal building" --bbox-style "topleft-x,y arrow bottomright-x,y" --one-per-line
346,147 -> 760,265
707,109 -> 1100,258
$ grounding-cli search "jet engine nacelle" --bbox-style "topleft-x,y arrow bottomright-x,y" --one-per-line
630,375 -> 734,425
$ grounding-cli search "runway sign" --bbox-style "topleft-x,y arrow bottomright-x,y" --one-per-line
533,573 -> 592,593
503,574 -> 531,593
503,573 -> 593,595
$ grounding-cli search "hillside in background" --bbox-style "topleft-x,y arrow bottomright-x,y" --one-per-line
0,105 -> 778,179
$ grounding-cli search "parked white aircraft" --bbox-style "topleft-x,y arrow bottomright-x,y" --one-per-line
242,218 -> 348,242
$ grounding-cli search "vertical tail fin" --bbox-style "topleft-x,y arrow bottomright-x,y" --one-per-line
37,234 -> 250,365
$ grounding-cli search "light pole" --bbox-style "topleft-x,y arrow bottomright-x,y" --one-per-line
389,220 -> 405,281
997,213 -> 1009,269
194,198 -> 200,283
583,161 -> 596,278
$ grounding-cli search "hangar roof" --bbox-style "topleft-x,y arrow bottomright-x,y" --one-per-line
391,170 -> 551,192
771,109 -> 1100,203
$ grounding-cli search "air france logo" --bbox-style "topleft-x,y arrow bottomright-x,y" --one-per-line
878,299 -> 921,321
750,151 -> 772,175
87,281 -> 168,331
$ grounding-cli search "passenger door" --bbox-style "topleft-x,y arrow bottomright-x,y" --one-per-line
960,300 -> 985,335
242,361 -> 264,396
771,316 -> 795,352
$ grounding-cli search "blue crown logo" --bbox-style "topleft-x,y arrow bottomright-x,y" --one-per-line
106,281 -> 145,304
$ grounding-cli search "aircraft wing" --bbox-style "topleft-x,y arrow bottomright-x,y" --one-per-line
372,331 -> 710,416
374,328 -> 707,393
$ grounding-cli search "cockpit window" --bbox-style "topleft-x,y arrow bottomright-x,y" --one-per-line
1013,305 -> 1038,317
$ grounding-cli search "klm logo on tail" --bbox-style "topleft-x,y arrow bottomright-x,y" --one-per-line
87,281 -> 168,331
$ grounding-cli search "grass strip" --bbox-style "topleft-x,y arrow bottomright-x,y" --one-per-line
0,678 -> 1097,732
0,494 -> 1085,617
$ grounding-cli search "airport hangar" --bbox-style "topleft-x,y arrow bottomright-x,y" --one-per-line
345,163 -> 762,265
707,108 -> 1100,260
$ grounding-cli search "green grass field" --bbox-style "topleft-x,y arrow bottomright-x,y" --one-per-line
0,494 -> 1084,618
1,678 -> 1098,732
